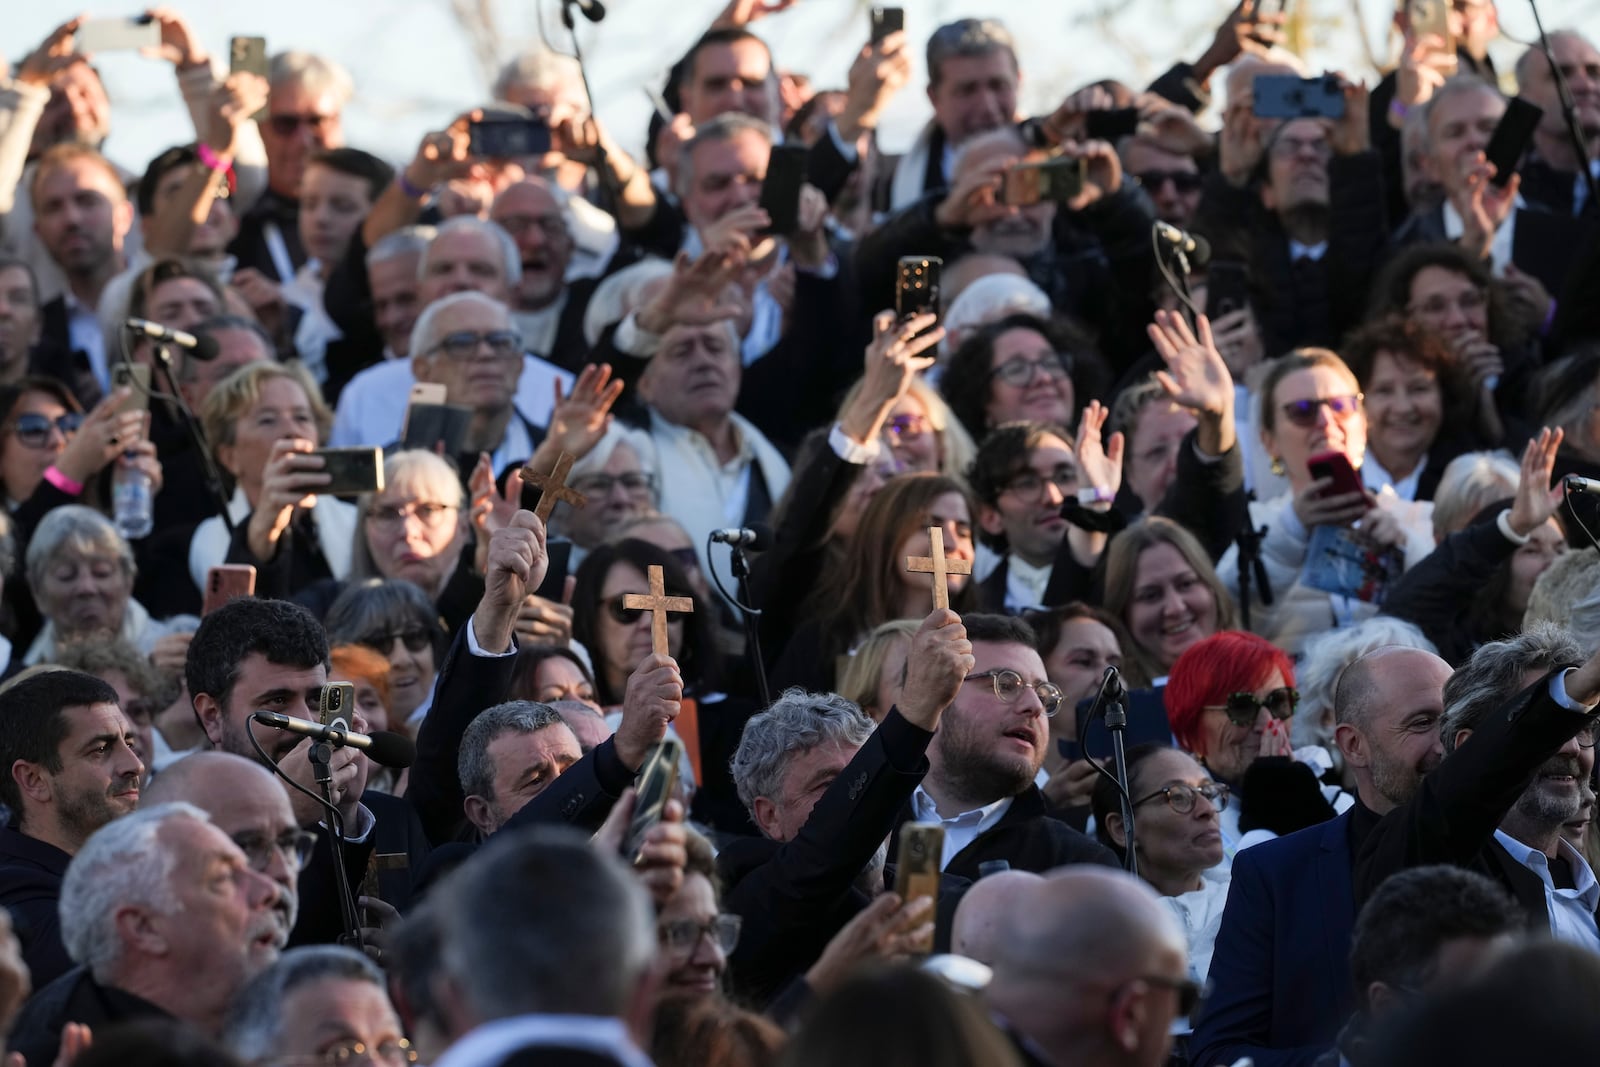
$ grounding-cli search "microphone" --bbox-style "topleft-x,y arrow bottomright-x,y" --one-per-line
250,712 -> 417,768
710,524 -> 773,550
1100,664 -> 1127,703
1566,475 -> 1600,495
1153,221 -> 1211,267
563,0 -> 606,21
125,318 -> 220,361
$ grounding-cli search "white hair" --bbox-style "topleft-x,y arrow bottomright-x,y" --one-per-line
408,291 -> 512,364
418,216 -> 522,288
367,225 -> 435,269
943,274 -> 1052,353
1430,450 -> 1519,542
268,52 -> 354,107
60,803 -> 208,980
226,946 -> 384,1062
583,258 -> 675,347
1294,618 -> 1438,750
493,48 -> 582,101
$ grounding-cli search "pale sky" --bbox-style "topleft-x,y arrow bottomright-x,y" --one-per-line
8,0 -> 1598,171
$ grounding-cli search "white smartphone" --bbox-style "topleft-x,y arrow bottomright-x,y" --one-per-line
75,17 -> 162,54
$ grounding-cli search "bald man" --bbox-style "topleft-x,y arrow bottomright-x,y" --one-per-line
145,752 -> 303,948
986,867 -> 1189,1067
951,869 -> 1043,965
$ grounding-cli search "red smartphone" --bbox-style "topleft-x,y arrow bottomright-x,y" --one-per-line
1307,451 -> 1367,498
202,564 -> 256,616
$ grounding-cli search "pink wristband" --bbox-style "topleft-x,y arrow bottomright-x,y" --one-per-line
42,466 -> 84,496
196,143 -> 228,172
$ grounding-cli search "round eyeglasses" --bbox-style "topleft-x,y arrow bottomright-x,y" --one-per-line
963,669 -> 1064,717
1133,781 -> 1230,815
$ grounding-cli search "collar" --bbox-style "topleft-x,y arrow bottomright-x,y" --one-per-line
1005,553 -> 1054,609
647,408 -> 751,468
433,1015 -> 654,1067
1493,828 -> 1600,905
0,824 -> 73,873
911,784 -> 1012,826
1289,239 -> 1327,262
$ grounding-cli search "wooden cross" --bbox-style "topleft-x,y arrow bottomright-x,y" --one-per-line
906,527 -> 972,611
522,451 -> 588,523
622,565 -> 694,657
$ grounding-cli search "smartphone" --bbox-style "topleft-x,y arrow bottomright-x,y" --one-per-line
1307,450 -> 1367,498
758,144 -> 808,235
319,681 -> 356,732
870,6 -> 905,43
622,737 -> 684,862
1204,261 -> 1253,320
400,401 -> 471,455
1253,74 -> 1346,120
895,256 -> 942,323
1408,0 -> 1453,47
1002,157 -> 1086,206
110,363 -> 151,417
228,36 -> 268,77
892,822 -> 944,954
469,118 -> 552,159
1484,97 -> 1544,188
75,16 -> 161,54
202,564 -> 256,617
312,447 -> 385,496
1085,108 -> 1140,142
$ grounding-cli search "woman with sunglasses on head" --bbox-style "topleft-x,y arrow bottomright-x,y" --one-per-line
1166,631 -> 1347,857
1214,346 -> 1435,658
1091,744 -> 1230,983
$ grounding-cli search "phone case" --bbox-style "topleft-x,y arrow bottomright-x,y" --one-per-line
758,145 -> 808,235
623,738 -> 683,860
893,823 -> 944,953
314,448 -> 385,496
895,256 -> 942,320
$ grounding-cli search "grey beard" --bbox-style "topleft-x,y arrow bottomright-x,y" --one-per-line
1515,781 -> 1584,827
854,839 -> 889,897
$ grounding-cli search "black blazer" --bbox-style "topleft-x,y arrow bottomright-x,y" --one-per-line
29,299 -> 99,409
0,827 -> 72,988
889,786 -> 1119,881
8,967 -> 171,1067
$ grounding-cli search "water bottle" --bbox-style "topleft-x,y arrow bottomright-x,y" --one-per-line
113,462 -> 154,539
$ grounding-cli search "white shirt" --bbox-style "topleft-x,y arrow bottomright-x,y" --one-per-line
1442,198 -> 1520,277
1493,828 -> 1600,952
433,1015 -> 653,1067
1572,160 -> 1600,217
329,353 -> 571,450
1361,453 -> 1427,502
62,290 -> 109,389
910,785 -> 1013,870
1288,239 -> 1328,263
1004,554 -> 1053,613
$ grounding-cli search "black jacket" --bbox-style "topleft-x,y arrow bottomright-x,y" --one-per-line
228,190 -> 305,281
0,827 -> 72,988
1381,511 -> 1519,666
890,785 -> 1119,881
8,967 -> 171,1067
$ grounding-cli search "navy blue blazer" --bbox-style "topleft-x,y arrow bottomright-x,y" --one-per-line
1189,814 -> 1355,1067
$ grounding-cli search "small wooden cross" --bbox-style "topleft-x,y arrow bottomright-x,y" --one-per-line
622,565 -> 694,657
522,451 -> 588,523
906,527 -> 972,611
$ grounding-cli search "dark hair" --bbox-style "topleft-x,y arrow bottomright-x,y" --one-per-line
307,147 -> 395,201
652,993 -> 786,1067
125,259 -> 226,324
135,144 -> 237,216
0,670 -> 120,815
0,376 -> 82,428
185,598 -> 330,708
1367,242 -> 1534,355
1340,313 -> 1473,428
72,1019 -> 245,1067
939,313 -> 1101,441
1023,601 -> 1144,687
679,28 -> 771,94
1090,742 -> 1171,859
570,539 -> 719,705
961,612 -> 1037,649
0,258 -> 40,307
509,643 -> 597,704
387,903 -> 446,1035
1349,865 -> 1521,1012
193,313 -> 274,352
325,578 -> 448,663
967,420 -> 1073,550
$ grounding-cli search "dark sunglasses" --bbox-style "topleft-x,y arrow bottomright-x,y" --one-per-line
606,591 -> 691,626
1205,687 -> 1298,728
10,412 -> 82,448
1135,169 -> 1203,194
267,113 -> 336,137
360,629 -> 431,655
1279,395 -> 1361,429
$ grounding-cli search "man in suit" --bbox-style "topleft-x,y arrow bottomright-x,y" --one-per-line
458,703 -> 582,839
427,826 -> 660,1067
720,608 -> 973,1005
0,670 -> 142,989
8,803 -> 284,1067
1514,31 -> 1600,219
894,613 -> 1118,879
1191,644 -> 1454,1067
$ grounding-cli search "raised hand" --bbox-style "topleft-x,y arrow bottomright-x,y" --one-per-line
804,892 -> 936,996
247,439 -> 329,561
141,7 -> 209,68
1218,100 -> 1266,188
1507,427 -> 1565,537
594,790 -> 688,905
1040,84 -> 1117,146
544,364 -> 624,459
615,653 -> 685,771
711,0 -> 801,30
1327,75 -> 1370,157
16,18 -> 85,88
1453,156 -> 1519,261
838,30 -> 913,142
1074,401 -> 1125,496
1062,139 -> 1122,212
636,248 -> 747,336
1395,32 -> 1456,122
934,154 -> 1010,230
206,72 -> 269,158
898,609 -> 975,732
789,183 -> 831,269
1197,0 -> 1289,77
53,387 -> 149,485
473,511 -> 549,653
1147,309 -> 1236,420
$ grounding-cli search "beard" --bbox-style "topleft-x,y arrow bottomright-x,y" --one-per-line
1513,754 -> 1586,826
1369,747 -> 1439,809
935,717 -> 1037,809
55,773 -> 139,846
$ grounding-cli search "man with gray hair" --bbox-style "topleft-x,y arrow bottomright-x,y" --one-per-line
1514,30 -> 1600,218
719,607 -> 975,1004
7,802 -> 285,1067
226,946 -> 408,1067
428,826 -> 658,1067
458,701 -> 582,838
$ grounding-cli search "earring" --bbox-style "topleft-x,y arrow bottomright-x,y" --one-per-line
1270,457 -> 1286,477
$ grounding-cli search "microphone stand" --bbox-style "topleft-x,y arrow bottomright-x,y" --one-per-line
1234,490 -> 1273,632
148,340 -> 236,534
1528,0 -> 1599,212
727,544 -> 771,708
558,0 -> 616,214
1151,227 -> 1201,332
1097,668 -> 1137,878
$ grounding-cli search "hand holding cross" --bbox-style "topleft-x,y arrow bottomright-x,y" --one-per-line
906,527 -> 972,611
522,451 -> 588,523
623,565 -> 695,657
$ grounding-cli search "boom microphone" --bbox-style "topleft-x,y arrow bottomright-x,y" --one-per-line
1153,221 -> 1212,267
1565,475 -> 1600,495
250,712 -> 416,768
125,318 -> 220,361
710,524 -> 773,550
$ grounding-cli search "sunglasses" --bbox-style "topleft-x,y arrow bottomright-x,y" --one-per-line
360,629 -> 432,655
267,113 -> 336,137
1134,169 -> 1203,194
1205,687 -> 1298,728
11,412 -> 82,448
606,591 -> 692,626
1279,395 -> 1361,429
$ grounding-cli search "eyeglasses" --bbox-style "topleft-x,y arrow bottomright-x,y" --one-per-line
366,502 -> 458,530
570,471 -> 658,497
988,354 -> 1072,388
1115,975 -> 1207,1018
267,113 -> 337,137
232,829 -> 318,874
606,591 -> 691,626
276,1038 -> 418,1066
1268,135 -> 1333,162
359,629 -> 432,656
659,914 -> 742,954
10,412 -> 82,448
1134,170 -> 1203,194
1204,686 -> 1298,728
1133,781 -> 1230,815
1002,469 -> 1076,503
1279,395 -> 1362,429
886,413 -> 931,440
1577,722 -> 1597,750
963,669 -> 1064,717
1407,290 -> 1488,318
423,330 -> 523,361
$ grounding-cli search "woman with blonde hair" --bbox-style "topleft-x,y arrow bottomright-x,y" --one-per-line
837,618 -> 920,721
1101,517 -> 1236,684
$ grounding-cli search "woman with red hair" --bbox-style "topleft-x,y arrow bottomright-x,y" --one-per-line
1166,631 -> 1347,854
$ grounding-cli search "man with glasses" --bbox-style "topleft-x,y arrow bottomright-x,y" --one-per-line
0,670 -> 143,988
228,946 -> 416,1067
1120,135 -> 1203,228
896,613 -> 1117,880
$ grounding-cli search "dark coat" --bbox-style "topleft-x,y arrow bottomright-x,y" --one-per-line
8,967 -> 171,1067
0,827 -> 72,988
890,786 -> 1119,880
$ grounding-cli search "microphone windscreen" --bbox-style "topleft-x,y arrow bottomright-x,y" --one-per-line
1190,234 -> 1212,268
189,333 -> 221,362
367,730 -> 417,769
747,523 -> 775,551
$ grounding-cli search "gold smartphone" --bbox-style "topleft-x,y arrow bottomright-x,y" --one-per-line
1002,157 -> 1086,206
202,564 -> 256,617
319,681 -> 356,732
110,363 -> 152,417
623,737 -> 683,862
893,822 -> 944,954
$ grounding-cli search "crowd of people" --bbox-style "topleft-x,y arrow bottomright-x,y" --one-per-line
0,0 -> 1597,1063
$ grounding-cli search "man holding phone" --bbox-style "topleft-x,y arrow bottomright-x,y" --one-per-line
1514,31 -> 1600,218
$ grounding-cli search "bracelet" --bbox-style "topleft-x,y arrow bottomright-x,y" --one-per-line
397,170 -> 429,200
1077,486 -> 1114,506
42,466 -> 84,496
1388,99 -> 1409,122
196,143 -> 229,172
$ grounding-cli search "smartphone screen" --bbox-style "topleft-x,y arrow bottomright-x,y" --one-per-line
623,738 -> 683,861
469,119 -> 552,159
758,145 -> 808,235
76,16 -> 161,54
1484,97 -> 1544,188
